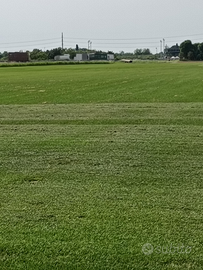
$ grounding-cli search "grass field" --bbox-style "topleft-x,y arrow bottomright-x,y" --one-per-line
0,62 -> 203,269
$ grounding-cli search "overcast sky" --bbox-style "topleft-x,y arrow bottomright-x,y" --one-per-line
1,0 -> 203,53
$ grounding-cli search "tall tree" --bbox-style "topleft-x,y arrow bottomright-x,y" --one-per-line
134,49 -> 142,55
187,51 -> 194,60
180,40 -> 194,59
198,43 -> 203,60
193,43 -> 200,59
47,48 -> 63,60
142,48 -> 151,55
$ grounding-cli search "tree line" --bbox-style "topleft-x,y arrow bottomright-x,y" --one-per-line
0,47 -> 153,61
0,47 -> 105,61
2,41 -> 203,61
180,40 -> 203,60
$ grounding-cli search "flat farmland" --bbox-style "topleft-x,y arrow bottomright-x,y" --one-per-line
0,62 -> 203,269
0,61 -> 203,104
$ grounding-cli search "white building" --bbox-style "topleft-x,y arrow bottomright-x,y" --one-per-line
54,54 -> 70,61
73,53 -> 88,61
54,53 -> 114,61
107,54 -> 114,60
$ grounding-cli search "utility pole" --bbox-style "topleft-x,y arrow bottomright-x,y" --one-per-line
163,38 -> 165,57
61,32 -> 64,50
88,40 -> 92,50
160,40 -> 162,53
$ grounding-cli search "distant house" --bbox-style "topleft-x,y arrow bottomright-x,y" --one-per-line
8,52 -> 29,62
166,44 -> 180,57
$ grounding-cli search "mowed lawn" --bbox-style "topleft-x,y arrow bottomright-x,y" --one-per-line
0,62 -> 203,269
0,61 -> 203,104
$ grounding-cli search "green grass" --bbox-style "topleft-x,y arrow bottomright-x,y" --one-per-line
0,62 -> 203,269
0,62 -> 203,104
0,61 -> 110,68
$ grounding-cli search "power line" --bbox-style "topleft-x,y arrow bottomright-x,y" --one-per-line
64,33 -> 203,41
1,32 -> 203,47
164,33 -> 203,39
0,38 -> 59,45
89,42 -> 160,45
1,32 -> 203,52
0,42 -> 61,49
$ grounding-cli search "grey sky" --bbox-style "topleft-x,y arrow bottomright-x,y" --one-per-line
1,0 -> 203,53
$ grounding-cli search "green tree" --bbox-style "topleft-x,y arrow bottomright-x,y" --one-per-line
180,40 -> 194,60
47,48 -> 64,60
142,48 -> 151,55
30,49 -> 48,60
69,51 -> 76,60
179,51 -> 184,61
30,49 -> 41,60
0,51 -> 8,61
187,51 -> 194,60
198,43 -> 203,60
192,43 -> 200,60
134,49 -> 142,55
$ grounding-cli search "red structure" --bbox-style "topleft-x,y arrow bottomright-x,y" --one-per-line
8,52 -> 29,62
